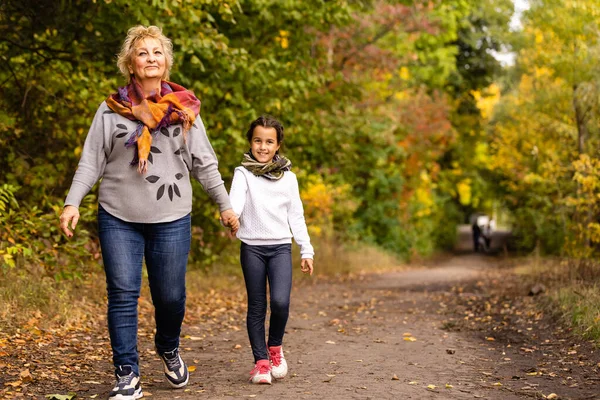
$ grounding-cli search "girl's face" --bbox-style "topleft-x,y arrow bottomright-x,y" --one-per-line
250,125 -> 280,163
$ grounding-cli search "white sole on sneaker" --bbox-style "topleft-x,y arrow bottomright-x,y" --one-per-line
166,375 -> 189,389
109,387 -> 143,400
250,376 -> 272,385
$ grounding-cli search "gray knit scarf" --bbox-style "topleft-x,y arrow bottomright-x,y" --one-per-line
241,151 -> 292,180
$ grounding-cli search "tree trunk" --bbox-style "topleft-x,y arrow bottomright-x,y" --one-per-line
573,85 -> 588,154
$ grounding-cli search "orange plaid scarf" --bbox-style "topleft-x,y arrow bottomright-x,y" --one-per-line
106,77 -> 201,173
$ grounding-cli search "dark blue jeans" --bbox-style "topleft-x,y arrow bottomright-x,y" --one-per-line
98,205 -> 191,375
240,242 -> 292,362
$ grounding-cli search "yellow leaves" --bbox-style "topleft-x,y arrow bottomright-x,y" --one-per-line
456,179 -> 472,206
183,335 -> 203,341
535,32 -> 544,44
275,30 -> 290,49
44,394 -> 77,400
188,365 -> 197,372
399,66 -> 410,81
471,84 -> 500,120
301,175 -> 357,238
414,187 -> 433,217
403,332 -> 417,342
394,91 -> 408,100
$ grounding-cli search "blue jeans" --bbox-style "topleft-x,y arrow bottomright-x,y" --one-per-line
98,205 -> 191,375
240,242 -> 292,362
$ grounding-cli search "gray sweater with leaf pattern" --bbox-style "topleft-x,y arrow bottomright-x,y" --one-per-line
65,101 -> 231,223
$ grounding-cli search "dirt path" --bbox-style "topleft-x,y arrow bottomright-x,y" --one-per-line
6,254 -> 600,399
123,255 -> 600,400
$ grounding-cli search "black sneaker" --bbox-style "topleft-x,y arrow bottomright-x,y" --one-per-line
159,348 -> 189,388
108,365 -> 143,400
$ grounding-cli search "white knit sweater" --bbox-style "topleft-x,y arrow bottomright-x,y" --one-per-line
229,166 -> 314,259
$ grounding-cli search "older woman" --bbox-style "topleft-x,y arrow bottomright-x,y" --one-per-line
60,25 -> 237,400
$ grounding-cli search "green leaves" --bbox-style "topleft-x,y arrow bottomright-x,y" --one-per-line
0,0 -> 520,270
45,393 -> 77,400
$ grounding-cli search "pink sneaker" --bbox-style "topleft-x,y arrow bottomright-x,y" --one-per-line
268,346 -> 288,379
249,359 -> 272,384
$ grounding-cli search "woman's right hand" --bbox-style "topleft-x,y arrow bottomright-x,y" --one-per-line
60,205 -> 80,238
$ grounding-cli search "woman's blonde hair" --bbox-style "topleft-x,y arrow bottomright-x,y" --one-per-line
117,25 -> 174,82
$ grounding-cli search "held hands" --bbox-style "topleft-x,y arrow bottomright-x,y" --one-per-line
301,258 -> 314,276
59,205 -> 80,238
220,209 -> 239,236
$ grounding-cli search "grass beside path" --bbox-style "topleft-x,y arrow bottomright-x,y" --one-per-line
513,257 -> 600,345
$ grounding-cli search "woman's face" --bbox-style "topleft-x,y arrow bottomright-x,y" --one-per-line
250,126 -> 280,163
128,38 -> 166,83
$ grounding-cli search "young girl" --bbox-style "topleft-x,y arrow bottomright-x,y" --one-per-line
229,115 -> 314,384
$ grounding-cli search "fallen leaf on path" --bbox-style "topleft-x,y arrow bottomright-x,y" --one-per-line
427,384 -> 437,390
325,340 -> 336,344
188,366 -> 197,372
403,332 -> 413,336
486,337 -> 495,341
408,381 -> 418,385
493,382 -> 502,386
5,380 -> 22,387
403,337 -> 417,342
234,344 -> 242,349
520,347 -> 535,353
20,369 -> 32,382
445,383 -> 453,388
546,394 -> 558,399
392,374 -> 399,380
45,394 -> 76,400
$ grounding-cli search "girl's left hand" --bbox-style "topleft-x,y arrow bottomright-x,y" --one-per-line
300,258 -> 313,275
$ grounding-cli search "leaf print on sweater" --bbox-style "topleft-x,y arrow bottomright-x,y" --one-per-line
146,174 -> 183,201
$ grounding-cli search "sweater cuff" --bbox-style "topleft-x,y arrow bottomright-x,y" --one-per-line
207,183 -> 232,212
64,185 -> 87,209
